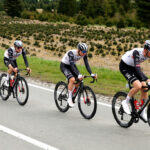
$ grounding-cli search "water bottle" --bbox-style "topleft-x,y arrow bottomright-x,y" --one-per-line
134,100 -> 140,110
10,75 -> 14,87
139,99 -> 144,107
73,87 -> 77,95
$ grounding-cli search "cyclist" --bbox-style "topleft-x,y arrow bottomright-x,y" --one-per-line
120,40 -> 150,121
60,43 -> 97,107
4,40 -> 31,86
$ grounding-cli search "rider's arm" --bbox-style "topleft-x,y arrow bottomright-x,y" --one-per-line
83,55 -> 92,74
68,51 -> 80,76
22,49 -> 29,67
133,50 -> 148,81
8,48 -> 16,68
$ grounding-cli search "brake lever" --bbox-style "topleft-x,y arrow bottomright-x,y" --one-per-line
90,78 -> 95,83
26,72 -> 30,76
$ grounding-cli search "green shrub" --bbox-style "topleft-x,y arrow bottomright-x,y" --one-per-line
75,14 -> 88,26
88,53 -> 93,58
89,46 -> 94,52
116,19 -> 126,28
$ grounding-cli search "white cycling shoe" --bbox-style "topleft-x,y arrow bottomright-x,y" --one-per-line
140,109 -> 147,122
122,100 -> 131,115
67,98 -> 74,108
4,80 -> 9,87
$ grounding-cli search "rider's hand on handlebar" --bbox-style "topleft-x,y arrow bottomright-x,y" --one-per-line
91,73 -> 97,79
147,81 -> 150,87
26,67 -> 31,75
78,74 -> 84,80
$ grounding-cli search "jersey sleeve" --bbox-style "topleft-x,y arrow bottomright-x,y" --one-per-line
22,49 -> 29,67
133,50 -> 148,81
8,48 -> 16,67
83,55 -> 92,74
68,51 -> 80,76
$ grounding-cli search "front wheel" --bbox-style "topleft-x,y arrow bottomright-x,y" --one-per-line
78,86 -> 97,119
147,103 -> 150,126
112,92 -> 134,128
54,81 -> 69,112
15,77 -> 29,106
0,73 -> 10,101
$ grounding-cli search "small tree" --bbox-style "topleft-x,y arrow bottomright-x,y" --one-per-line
4,0 -> 23,17
0,0 -> 4,11
136,0 -> 150,28
58,0 -> 77,16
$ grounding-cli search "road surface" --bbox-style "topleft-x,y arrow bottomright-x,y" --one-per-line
0,82 -> 150,150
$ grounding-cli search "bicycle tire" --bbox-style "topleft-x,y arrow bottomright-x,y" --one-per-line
0,73 -> 10,101
78,86 -> 97,119
15,77 -> 29,105
147,103 -> 150,126
54,81 -> 69,112
112,92 -> 134,128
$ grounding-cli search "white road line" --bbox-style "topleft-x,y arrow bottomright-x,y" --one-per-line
0,82 -> 111,150
28,83 -> 54,92
28,83 -> 112,108
0,124 -> 59,150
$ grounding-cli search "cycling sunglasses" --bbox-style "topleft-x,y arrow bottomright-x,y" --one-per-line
17,47 -> 22,49
81,50 -> 87,54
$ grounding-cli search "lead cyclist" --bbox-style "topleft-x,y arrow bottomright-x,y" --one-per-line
120,40 -> 150,122
60,43 -> 97,107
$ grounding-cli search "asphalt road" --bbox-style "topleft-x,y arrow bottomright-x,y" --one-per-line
0,82 -> 150,150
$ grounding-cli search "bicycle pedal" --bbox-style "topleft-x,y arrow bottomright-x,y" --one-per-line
133,118 -> 139,123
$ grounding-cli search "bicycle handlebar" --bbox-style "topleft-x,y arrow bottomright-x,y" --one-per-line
12,69 -> 30,76
142,85 -> 150,92
74,75 -> 97,84
127,82 -> 150,92
83,75 -> 97,83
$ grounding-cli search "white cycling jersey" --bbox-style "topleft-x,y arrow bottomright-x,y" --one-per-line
121,48 -> 147,67
4,47 -> 24,60
61,49 -> 84,65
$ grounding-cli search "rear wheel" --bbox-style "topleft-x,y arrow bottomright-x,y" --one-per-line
112,92 -> 134,128
0,73 -> 10,101
15,77 -> 29,105
78,86 -> 97,119
54,81 -> 69,112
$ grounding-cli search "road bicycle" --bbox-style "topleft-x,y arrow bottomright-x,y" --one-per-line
0,69 -> 29,105
54,75 -> 97,119
112,83 -> 150,128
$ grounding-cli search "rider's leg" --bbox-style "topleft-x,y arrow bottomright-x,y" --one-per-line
128,80 -> 142,98
140,81 -> 148,121
4,64 -> 13,86
122,80 -> 142,114
140,81 -> 148,100
68,77 -> 75,107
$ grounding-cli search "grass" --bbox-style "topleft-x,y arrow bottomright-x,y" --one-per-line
0,49 -> 128,96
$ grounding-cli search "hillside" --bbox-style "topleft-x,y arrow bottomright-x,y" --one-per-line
0,14 -> 150,75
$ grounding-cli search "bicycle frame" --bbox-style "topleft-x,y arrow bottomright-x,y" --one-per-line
8,69 -> 28,97
128,83 -> 150,123
58,76 -> 96,103
72,81 -> 84,103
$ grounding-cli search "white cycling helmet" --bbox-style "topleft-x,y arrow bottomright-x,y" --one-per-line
77,43 -> 88,53
14,40 -> 23,48
144,40 -> 150,51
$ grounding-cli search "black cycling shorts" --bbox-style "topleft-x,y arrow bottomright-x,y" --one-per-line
60,62 -> 78,81
119,60 -> 144,84
4,57 -> 18,68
